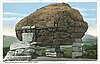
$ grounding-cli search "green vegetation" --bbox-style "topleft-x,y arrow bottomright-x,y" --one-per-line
3,36 -> 18,47
3,47 -> 10,58
3,36 -> 18,58
61,47 -> 72,58
60,44 -> 97,59
83,44 -> 97,59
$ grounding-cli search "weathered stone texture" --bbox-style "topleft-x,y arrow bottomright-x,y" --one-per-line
15,3 -> 88,45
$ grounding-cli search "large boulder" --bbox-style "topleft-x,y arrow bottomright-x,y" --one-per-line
15,3 -> 88,45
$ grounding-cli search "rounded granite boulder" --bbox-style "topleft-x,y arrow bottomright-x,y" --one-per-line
15,3 -> 88,45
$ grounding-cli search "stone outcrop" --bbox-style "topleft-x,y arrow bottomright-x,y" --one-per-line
15,3 -> 88,45
3,42 -> 31,61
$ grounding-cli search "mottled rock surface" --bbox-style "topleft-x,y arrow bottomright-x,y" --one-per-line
15,3 -> 88,45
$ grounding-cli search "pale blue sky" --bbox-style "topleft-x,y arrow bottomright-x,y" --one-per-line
3,2 -> 97,36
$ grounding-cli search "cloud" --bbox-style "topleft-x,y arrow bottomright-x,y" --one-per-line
3,27 -> 16,37
85,22 -> 97,36
3,17 -> 23,29
74,7 -> 97,19
3,12 -> 27,17
86,27 -> 97,36
3,17 -> 22,21
74,7 -> 96,12
3,12 -> 26,27
85,18 -> 97,21
3,17 -> 19,36
81,12 -> 89,17
84,17 -> 97,28
3,12 -> 26,36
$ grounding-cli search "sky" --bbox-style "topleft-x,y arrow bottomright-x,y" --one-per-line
3,2 -> 97,37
